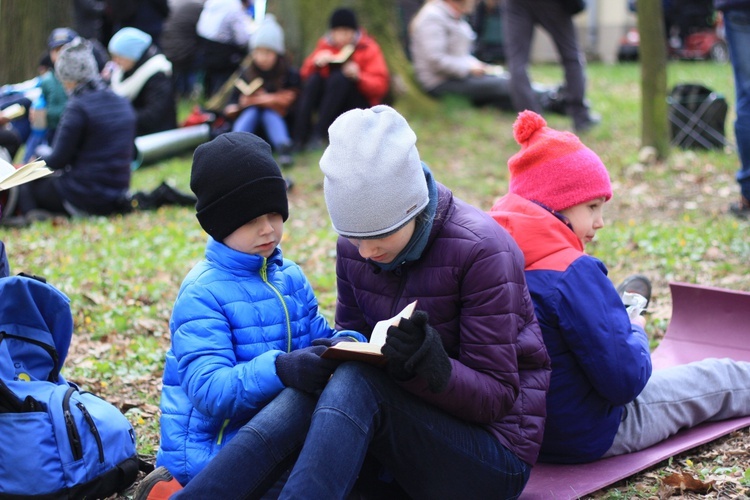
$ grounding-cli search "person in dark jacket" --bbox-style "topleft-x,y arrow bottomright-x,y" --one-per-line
490,110 -> 750,464
141,105 -> 551,499
108,26 -> 177,136
17,38 -> 136,218
715,0 -> 750,218
159,0 -> 205,98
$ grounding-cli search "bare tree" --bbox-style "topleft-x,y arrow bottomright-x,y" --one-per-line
637,0 -> 670,159
0,0 -> 74,84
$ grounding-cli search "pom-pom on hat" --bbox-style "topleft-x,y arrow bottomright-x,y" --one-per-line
252,13 -> 285,54
190,132 -> 289,241
320,105 -> 429,239
108,27 -> 152,61
54,37 -> 99,84
508,110 -> 612,211
329,8 -> 358,30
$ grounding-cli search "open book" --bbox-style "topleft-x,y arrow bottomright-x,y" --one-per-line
0,158 -> 53,191
1,103 -> 26,121
234,77 -> 264,96
321,301 -> 418,364
329,44 -> 355,65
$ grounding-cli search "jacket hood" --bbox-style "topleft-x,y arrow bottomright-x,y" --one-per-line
489,193 -> 583,270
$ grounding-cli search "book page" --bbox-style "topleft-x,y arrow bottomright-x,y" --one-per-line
235,77 -> 263,96
1,103 -> 25,121
321,301 -> 418,363
329,45 -> 355,64
0,159 -> 53,191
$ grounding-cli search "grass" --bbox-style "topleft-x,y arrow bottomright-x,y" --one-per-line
2,59 -> 749,496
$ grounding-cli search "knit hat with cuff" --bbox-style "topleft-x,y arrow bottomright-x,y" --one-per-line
108,27 -> 152,61
329,8 -> 358,30
320,105 -> 429,239
54,38 -> 99,84
252,14 -> 285,54
508,110 -> 612,211
191,132 -> 289,241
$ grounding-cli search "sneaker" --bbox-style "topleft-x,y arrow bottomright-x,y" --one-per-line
615,274 -> 652,309
133,466 -> 183,500
729,195 -> 750,220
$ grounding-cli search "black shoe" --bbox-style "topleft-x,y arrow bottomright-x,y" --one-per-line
277,144 -> 294,169
574,112 -> 601,133
284,176 -> 294,192
155,182 -> 197,207
616,274 -> 652,309
305,135 -> 325,152
729,196 -> 750,220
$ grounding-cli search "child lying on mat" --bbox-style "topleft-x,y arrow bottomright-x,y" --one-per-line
489,110 -> 750,464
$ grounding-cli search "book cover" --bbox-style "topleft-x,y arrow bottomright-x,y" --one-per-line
321,301 -> 418,365
0,158 -> 53,191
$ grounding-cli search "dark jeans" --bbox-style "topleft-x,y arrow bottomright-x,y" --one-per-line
292,69 -> 369,145
17,176 -> 68,216
281,363 -> 530,499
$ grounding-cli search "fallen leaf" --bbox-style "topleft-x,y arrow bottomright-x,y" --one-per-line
662,472 -> 715,494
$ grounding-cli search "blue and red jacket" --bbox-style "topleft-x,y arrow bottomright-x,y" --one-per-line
490,193 -> 652,463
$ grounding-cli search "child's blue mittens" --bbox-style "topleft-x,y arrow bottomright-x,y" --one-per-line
275,345 -> 339,393
382,310 -> 452,393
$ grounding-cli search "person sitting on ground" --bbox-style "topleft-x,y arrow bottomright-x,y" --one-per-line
141,132 -> 367,495
16,38 -> 136,219
107,26 -> 177,136
22,28 -> 78,164
409,0 -> 562,112
224,14 -> 300,168
292,8 -> 390,151
489,110 -> 750,464
196,0 -> 252,98
136,105 -> 551,500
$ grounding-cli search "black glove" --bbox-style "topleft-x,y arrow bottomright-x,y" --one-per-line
381,310 -> 452,393
311,336 -> 357,348
275,345 -> 339,393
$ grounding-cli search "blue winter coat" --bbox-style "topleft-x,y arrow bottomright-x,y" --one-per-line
156,238 -> 365,485
490,194 -> 652,463
335,182 -> 551,466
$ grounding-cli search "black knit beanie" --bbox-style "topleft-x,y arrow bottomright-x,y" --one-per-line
190,132 -> 288,241
329,8 -> 358,30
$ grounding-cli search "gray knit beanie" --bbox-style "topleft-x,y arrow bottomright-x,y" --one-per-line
55,37 -> 98,84
252,14 -> 285,54
320,105 -> 429,239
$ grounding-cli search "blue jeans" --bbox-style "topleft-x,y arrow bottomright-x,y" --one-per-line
724,9 -> 750,201
231,106 -> 291,150
280,363 -> 530,499
173,388 -> 317,499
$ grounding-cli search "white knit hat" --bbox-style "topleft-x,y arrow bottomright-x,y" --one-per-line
252,14 -> 285,54
320,105 -> 429,239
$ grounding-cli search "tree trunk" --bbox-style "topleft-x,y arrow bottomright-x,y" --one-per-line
0,0 -> 74,84
268,0 -> 435,114
638,0 -> 670,159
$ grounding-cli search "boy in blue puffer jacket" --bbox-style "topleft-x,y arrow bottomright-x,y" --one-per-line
148,131 -> 366,494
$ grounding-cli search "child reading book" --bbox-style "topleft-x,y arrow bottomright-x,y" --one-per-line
292,8 -> 390,151
224,14 -> 300,168
139,106 -> 550,500
144,132 -> 366,495
489,110 -> 750,463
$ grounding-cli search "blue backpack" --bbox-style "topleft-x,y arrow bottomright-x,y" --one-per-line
0,275 -> 140,499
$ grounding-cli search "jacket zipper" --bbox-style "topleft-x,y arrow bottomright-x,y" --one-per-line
63,387 -> 83,461
260,262 -> 292,352
216,419 -> 230,445
77,401 -> 104,463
